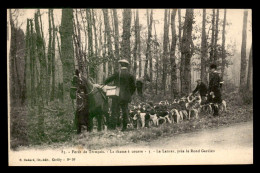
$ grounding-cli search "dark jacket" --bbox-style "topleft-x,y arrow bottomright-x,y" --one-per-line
208,71 -> 222,103
192,82 -> 208,96
104,70 -> 136,103
71,75 -> 86,93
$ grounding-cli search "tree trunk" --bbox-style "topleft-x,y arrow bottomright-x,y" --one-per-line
103,9 -> 114,76
213,9 -> 219,63
170,9 -> 178,99
47,9 -> 52,100
144,9 -> 153,82
22,19 -> 30,105
35,10 -> 47,103
50,9 -> 55,101
86,9 -> 95,79
60,9 -> 74,100
221,9 -> 227,79
35,11 -> 47,134
136,10 -> 142,78
247,45 -> 252,92
162,9 -> 170,95
209,9 -> 215,64
181,9 -> 194,95
178,9 -> 182,93
121,9 -> 132,65
133,10 -> 138,78
240,10 -> 248,91
149,10 -> 153,86
201,9 -> 208,84
112,9 -> 120,72
29,19 -> 36,105
154,21 -> 159,95
56,27 -> 64,102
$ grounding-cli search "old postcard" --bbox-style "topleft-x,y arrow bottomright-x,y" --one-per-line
8,8 -> 253,166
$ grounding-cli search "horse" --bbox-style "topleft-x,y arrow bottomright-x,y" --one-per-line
75,75 -> 109,134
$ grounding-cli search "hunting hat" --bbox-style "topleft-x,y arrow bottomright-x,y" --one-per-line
210,64 -> 217,69
118,59 -> 129,64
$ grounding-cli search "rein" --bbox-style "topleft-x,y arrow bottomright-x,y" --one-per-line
84,81 -> 106,99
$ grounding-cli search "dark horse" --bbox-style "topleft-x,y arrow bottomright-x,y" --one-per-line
75,75 -> 109,134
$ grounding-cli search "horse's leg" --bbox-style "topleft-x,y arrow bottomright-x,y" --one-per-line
87,115 -> 93,132
97,112 -> 102,132
75,111 -> 81,134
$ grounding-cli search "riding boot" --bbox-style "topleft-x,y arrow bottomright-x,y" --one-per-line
121,103 -> 128,131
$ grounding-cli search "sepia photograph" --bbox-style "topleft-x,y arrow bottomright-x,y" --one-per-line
7,8 -> 253,166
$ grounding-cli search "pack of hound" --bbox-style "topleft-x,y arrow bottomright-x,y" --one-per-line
128,94 -> 227,129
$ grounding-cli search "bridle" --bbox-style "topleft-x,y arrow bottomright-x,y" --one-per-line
84,80 -> 106,97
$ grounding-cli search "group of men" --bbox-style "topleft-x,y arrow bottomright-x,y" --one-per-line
191,64 -> 223,116
71,59 -> 223,132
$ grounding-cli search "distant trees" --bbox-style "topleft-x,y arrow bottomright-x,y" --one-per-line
8,8 -> 252,108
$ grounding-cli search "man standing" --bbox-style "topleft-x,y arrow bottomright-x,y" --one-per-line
191,79 -> 208,104
208,64 -> 222,116
104,59 -> 136,131
71,69 -> 88,133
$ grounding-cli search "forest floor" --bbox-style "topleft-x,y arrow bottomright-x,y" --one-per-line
9,90 -> 253,150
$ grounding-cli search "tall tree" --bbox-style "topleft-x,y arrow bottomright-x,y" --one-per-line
178,9 -> 182,93
73,9 -> 84,74
181,9 -> 194,94
209,9 -> 215,63
86,9 -> 95,79
178,9 -> 182,53
60,9 -> 74,99
92,9 -> 99,82
35,10 -> 48,103
201,9 -> 208,84
35,10 -> 47,134
247,45 -> 252,92
103,9 -> 114,75
170,9 -> 178,99
149,10 -> 154,85
9,10 -> 23,105
112,9 -> 120,72
133,10 -> 138,77
47,9 -> 52,99
240,10 -> 248,91
162,9 -> 170,95
136,10 -> 142,78
213,9 -> 219,63
144,9 -> 153,83
221,9 -> 227,79
29,19 -> 36,105
121,9 -> 132,65
50,9 -> 56,101
22,19 -> 30,105
154,21 -> 159,95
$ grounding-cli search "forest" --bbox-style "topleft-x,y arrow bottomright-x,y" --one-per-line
7,9 -> 253,149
